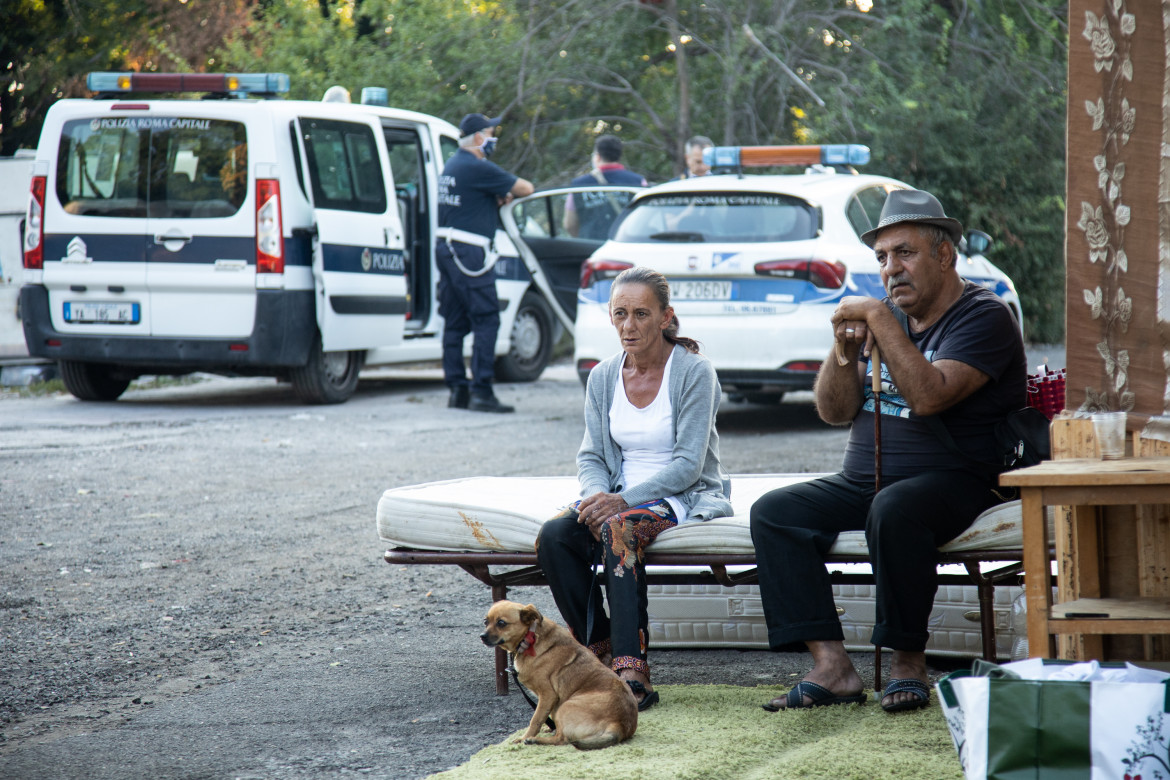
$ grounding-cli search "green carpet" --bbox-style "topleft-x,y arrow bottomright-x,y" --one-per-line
430,684 -> 963,779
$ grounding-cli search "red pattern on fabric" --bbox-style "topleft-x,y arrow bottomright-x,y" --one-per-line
588,638 -> 612,658
522,630 -> 536,656
612,655 -> 650,678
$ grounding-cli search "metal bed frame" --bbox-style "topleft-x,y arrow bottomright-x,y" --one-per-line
385,547 -> 1030,694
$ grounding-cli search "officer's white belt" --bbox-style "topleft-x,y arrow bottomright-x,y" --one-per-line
435,227 -> 492,249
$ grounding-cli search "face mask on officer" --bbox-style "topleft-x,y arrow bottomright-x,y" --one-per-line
479,135 -> 498,158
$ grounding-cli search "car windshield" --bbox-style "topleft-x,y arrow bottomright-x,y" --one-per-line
611,191 -> 817,244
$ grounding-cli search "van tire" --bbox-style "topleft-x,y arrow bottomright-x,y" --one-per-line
495,290 -> 553,383
59,361 -> 132,402
290,334 -> 363,404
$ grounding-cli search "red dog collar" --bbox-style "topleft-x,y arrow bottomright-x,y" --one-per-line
522,630 -> 536,656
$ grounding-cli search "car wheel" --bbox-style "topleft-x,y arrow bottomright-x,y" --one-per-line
58,361 -> 132,401
290,333 -> 363,404
495,290 -> 553,383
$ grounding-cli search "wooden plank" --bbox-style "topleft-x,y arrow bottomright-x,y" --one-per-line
1050,417 -> 1097,658
1049,619 -> 1170,635
1001,457 -> 1170,488
1038,483 -> 1170,507
1051,416 -> 1095,461
1135,505 -> 1170,597
1136,430 -> 1170,458
1051,597 -> 1170,620
1021,489 -> 1055,657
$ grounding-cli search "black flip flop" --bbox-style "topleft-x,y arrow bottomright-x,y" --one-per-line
880,678 -> 930,712
761,680 -> 868,711
626,679 -> 659,711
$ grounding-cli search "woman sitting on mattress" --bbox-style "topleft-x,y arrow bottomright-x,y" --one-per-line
535,266 -> 733,711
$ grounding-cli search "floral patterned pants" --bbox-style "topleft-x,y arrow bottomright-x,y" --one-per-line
534,499 -> 677,679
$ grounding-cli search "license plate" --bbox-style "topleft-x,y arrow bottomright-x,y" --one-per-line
64,301 -> 141,324
671,280 -> 732,300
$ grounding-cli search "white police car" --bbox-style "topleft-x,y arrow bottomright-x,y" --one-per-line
20,72 -> 598,403
571,145 -> 1022,402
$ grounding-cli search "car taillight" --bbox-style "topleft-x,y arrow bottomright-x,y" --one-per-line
580,258 -> 633,289
783,360 -> 823,372
256,178 -> 283,274
754,259 -> 846,289
23,175 -> 46,270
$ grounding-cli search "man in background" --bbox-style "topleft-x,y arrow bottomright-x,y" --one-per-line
563,135 -> 647,239
679,135 -> 714,179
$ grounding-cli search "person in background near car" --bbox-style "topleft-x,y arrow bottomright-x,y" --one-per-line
563,135 -> 647,239
749,189 -> 1026,713
436,113 -> 534,413
535,266 -> 733,712
678,135 -> 714,179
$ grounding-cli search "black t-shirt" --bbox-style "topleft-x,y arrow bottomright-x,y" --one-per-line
437,149 -> 518,238
842,282 -> 1027,483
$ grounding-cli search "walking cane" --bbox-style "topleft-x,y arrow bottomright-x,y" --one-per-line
872,342 -> 881,493
870,341 -> 883,692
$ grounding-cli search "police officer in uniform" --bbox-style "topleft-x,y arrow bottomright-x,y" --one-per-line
563,135 -> 647,239
436,113 -> 534,413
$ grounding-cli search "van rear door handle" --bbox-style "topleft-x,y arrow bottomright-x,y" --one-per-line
153,231 -> 191,244
154,231 -> 193,252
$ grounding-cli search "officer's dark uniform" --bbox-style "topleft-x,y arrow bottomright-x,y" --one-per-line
435,145 -> 518,406
567,164 -> 647,240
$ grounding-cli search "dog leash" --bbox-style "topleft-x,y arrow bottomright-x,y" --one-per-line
509,528 -> 605,732
508,632 -> 556,731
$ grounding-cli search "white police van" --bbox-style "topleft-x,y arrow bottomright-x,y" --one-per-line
20,72 -> 591,403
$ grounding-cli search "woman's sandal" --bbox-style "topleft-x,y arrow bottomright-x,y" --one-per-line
625,679 -> 659,711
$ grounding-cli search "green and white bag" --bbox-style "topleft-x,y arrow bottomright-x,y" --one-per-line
937,659 -> 1170,779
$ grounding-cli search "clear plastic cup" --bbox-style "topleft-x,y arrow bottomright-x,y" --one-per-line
1091,411 -> 1126,460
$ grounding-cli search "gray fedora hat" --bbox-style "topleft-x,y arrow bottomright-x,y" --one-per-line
860,189 -> 964,247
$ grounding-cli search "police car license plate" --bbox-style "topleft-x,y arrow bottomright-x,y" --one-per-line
64,301 -> 141,324
671,281 -> 732,300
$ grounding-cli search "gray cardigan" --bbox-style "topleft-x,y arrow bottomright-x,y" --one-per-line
577,344 -> 733,522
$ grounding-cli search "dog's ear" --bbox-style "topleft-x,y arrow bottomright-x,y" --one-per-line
519,604 -> 542,625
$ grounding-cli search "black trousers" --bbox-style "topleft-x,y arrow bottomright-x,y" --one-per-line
535,506 -> 673,676
435,241 -> 499,395
748,471 -> 1001,652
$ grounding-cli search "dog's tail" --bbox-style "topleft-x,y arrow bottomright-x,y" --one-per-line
570,728 -> 622,751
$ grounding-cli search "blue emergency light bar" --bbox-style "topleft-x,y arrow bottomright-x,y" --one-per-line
703,144 -> 870,169
86,72 -> 290,96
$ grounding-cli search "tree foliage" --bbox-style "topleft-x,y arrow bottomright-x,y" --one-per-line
1,0 -> 254,153
4,0 -> 1068,341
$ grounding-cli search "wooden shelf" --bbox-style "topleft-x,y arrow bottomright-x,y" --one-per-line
1051,597 -> 1170,621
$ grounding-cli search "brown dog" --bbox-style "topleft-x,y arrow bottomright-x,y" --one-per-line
480,600 -> 637,749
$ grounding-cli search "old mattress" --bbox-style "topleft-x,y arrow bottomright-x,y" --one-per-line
376,473 -> 1032,556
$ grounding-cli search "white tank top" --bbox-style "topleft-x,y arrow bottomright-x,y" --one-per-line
608,350 -> 688,523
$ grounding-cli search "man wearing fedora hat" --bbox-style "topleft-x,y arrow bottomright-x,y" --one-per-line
435,113 -> 534,413
750,189 -> 1027,713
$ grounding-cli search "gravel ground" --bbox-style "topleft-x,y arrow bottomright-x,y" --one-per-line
0,347 -> 1062,778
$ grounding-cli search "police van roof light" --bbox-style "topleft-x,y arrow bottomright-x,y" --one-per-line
361,87 -> 389,107
86,72 -> 290,96
703,144 -> 870,169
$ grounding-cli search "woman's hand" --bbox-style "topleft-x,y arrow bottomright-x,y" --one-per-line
577,492 -> 629,540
